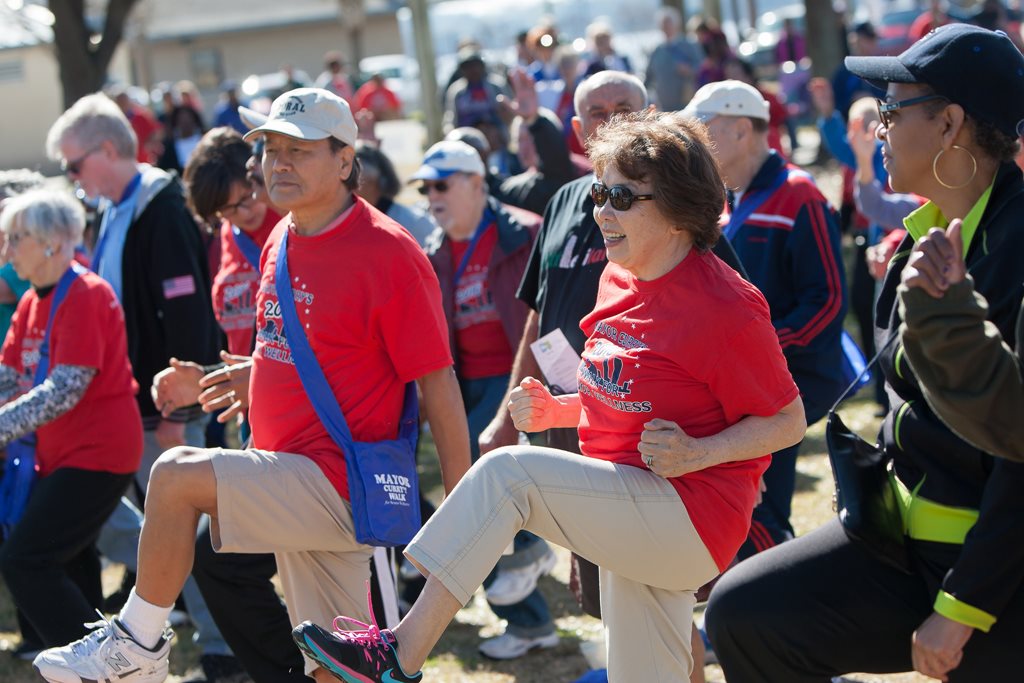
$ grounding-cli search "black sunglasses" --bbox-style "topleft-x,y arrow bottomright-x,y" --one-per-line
61,147 -> 101,176
591,182 -> 655,211
417,180 -> 452,195
875,94 -> 948,129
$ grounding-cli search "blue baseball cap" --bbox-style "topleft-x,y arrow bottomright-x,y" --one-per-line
409,140 -> 486,181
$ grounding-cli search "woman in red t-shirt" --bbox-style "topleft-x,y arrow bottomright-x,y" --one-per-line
183,128 -> 282,357
0,190 -> 142,650
295,112 -> 807,682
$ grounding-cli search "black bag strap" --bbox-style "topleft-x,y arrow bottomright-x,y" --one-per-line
829,331 -> 900,416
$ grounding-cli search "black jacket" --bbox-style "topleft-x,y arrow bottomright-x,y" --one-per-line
877,161 -> 1024,624
100,169 -> 223,425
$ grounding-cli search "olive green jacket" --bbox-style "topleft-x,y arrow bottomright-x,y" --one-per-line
899,277 -> 1024,462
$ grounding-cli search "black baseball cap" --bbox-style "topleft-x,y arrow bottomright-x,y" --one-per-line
845,23 -> 1024,138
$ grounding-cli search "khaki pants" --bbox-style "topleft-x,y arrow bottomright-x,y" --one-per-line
209,448 -> 372,676
406,446 -> 720,682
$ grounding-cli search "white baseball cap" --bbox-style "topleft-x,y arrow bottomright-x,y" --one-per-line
243,87 -> 357,146
409,140 -> 486,181
682,80 -> 770,123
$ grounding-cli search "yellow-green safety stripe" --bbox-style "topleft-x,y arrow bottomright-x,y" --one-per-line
891,472 -> 979,545
934,590 -> 996,632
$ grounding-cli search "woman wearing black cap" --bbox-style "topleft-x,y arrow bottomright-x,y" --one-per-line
705,24 -> 1024,682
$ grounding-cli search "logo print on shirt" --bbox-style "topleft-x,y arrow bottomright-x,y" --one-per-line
580,357 -> 633,397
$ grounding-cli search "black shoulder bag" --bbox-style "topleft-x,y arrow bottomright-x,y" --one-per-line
825,331 -> 911,574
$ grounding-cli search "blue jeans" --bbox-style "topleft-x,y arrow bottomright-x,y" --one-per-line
460,375 -> 555,638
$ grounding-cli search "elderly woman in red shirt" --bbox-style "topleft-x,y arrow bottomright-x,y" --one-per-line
0,190 -> 141,650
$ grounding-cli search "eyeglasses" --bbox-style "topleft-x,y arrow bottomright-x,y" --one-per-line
3,231 -> 32,248
61,147 -> 101,176
417,180 -> 452,195
875,94 -> 948,129
591,182 -> 655,211
216,193 -> 257,219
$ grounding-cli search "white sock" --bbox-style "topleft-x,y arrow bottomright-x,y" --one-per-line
118,588 -> 172,649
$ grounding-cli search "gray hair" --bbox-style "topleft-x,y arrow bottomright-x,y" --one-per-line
46,93 -> 137,161
0,190 -> 85,251
574,70 -> 647,115
0,169 -> 46,202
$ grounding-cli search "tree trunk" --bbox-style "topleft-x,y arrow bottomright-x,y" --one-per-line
804,0 -> 843,78
49,0 -> 140,109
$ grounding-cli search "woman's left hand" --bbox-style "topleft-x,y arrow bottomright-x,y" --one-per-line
902,220 -> 966,297
639,419 -> 707,477
912,612 -> 973,681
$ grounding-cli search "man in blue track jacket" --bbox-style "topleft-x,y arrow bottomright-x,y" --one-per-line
684,80 -> 848,558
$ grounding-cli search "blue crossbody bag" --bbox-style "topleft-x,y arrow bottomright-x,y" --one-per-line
274,230 -> 421,546
0,262 -> 85,536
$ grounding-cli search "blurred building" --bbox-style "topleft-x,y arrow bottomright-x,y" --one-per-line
1,0 -> 402,171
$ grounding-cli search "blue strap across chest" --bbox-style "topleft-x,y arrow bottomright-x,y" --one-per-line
452,209 -> 494,287
723,166 -> 792,242
0,262 -> 84,534
231,226 -> 262,270
273,230 -> 416,456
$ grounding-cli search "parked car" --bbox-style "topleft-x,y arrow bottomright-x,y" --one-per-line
240,68 -> 312,114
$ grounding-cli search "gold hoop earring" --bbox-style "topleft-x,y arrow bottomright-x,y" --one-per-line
932,144 -> 977,190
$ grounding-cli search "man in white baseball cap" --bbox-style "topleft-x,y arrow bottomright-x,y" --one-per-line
34,87 -> 472,683
411,139 -> 560,662
683,79 -> 848,565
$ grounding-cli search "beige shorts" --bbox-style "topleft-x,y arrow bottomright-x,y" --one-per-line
209,448 -> 372,675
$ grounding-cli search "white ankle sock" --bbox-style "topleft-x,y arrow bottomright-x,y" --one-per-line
119,588 -> 172,649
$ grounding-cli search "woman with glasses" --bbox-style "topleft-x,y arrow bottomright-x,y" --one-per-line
0,190 -> 142,652
291,111 -> 805,683
707,24 -> 1024,682
183,127 -> 282,358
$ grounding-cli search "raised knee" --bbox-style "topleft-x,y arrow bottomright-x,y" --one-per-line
148,447 -> 207,498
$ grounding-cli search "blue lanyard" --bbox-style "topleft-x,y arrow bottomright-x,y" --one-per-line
92,172 -> 142,274
723,167 -> 791,242
452,209 -> 494,287
231,226 -> 262,270
34,263 -> 86,385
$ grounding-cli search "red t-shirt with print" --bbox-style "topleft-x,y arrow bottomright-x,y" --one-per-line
212,209 -> 281,355
248,198 -> 452,499
450,224 -> 514,379
578,250 -> 799,570
0,271 -> 142,477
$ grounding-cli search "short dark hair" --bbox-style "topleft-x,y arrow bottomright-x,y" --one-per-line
919,88 -> 1020,163
328,137 -> 362,191
587,110 -> 725,252
183,127 -> 252,222
355,142 -> 401,199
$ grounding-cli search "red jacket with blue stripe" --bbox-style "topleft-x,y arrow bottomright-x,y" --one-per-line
724,151 -> 848,420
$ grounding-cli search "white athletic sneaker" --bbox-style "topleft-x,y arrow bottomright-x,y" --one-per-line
485,548 -> 557,606
34,616 -> 173,683
478,631 -> 560,660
